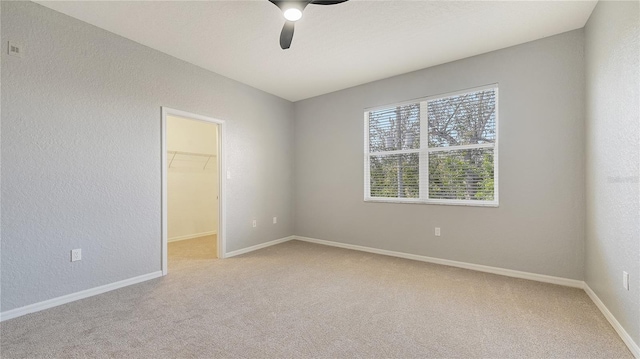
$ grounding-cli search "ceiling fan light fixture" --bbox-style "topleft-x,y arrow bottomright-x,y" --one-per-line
269,0 -> 349,49
283,8 -> 303,21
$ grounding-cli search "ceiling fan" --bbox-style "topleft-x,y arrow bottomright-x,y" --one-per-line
268,0 -> 349,50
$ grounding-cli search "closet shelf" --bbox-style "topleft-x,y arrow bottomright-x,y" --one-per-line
167,150 -> 216,170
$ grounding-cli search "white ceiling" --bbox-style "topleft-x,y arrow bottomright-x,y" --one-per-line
36,0 -> 597,102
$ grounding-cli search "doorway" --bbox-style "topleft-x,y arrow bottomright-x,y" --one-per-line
161,108 -> 226,275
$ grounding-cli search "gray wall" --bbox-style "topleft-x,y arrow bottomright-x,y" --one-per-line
5,3 -> 637,342
294,30 -> 586,280
1,1 -> 294,312
585,0 -> 640,346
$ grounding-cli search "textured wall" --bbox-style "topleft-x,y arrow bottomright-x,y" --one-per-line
1,1 -> 294,312
167,115 -> 218,155
168,169 -> 219,240
584,0 -> 640,346
294,30 -> 585,280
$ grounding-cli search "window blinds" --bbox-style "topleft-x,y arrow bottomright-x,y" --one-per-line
364,85 -> 498,206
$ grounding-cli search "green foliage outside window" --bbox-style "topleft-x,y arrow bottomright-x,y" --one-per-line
367,88 -> 497,203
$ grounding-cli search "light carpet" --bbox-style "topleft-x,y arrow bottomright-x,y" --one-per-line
168,234 -> 217,260
0,240 -> 632,358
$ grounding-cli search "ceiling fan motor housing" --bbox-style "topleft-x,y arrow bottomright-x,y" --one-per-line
268,0 -> 349,49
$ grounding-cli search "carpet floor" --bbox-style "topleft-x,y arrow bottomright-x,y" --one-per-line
168,234 -> 217,261
0,240 -> 633,358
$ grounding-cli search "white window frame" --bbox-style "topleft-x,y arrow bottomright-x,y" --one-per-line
364,84 -> 499,207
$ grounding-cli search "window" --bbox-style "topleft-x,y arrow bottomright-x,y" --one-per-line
364,85 -> 498,206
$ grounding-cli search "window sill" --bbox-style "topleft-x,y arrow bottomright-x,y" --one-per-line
364,198 -> 499,207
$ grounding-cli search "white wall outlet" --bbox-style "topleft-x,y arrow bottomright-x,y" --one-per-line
623,271 -> 629,290
227,171 -> 231,179
71,249 -> 82,262
435,227 -> 441,237
8,41 -> 24,58
252,219 -> 257,228
273,216 -> 277,224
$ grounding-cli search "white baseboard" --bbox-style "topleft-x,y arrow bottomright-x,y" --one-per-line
0,236 -> 291,322
3,235 -> 636,358
294,236 -> 584,288
584,284 -> 640,358
294,235 -> 640,357
168,231 -> 217,243
225,236 -> 294,258
0,271 -> 163,322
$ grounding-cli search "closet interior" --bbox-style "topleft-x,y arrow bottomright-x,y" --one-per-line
166,115 -> 219,263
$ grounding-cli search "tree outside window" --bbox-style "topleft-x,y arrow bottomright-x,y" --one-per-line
365,86 -> 498,206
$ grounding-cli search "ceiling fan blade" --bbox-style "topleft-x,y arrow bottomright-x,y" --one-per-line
310,0 -> 348,5
280,21 -> 295,49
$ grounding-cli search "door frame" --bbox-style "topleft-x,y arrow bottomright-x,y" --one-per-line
161,107 -> 226,275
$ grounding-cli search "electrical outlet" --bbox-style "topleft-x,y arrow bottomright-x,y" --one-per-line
71,249 -> 82,262
623,271 -> 629,290
273,216 -> 277,224
252,219 -> 257,228
435,227 -> 441,237
8,41 -> 24,58
227,171 -> 231,179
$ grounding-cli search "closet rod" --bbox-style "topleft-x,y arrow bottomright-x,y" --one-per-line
167,150 -> 216,157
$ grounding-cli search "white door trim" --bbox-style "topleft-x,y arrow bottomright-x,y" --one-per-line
161,107 -> 227,275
